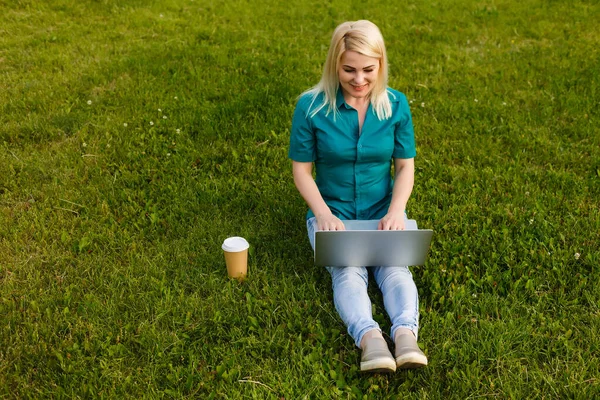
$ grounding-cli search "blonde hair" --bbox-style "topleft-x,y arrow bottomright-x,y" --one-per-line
304,20 -> 392,120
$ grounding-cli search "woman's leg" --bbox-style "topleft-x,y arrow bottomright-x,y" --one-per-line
307,217 -> 380,348
327,266 -> 381,347
372,265 -> 427,368
371,266 -> 420,340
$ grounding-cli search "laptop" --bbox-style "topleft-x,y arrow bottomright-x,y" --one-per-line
314,219 -> 433,267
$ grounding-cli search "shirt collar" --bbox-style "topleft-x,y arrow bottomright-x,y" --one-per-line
336,87 -> 352,109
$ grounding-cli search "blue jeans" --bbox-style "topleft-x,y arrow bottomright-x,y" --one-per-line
307,217 -> 420,348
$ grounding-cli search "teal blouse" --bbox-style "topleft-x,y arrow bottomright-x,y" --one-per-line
289,87 -> 416,220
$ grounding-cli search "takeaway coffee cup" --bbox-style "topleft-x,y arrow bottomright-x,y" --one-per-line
222,237 -> 249,280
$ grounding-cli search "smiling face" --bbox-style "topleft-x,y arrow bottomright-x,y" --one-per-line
338,50 -> 380,101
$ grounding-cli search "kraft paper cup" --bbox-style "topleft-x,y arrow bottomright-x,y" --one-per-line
222,237 -> 249,280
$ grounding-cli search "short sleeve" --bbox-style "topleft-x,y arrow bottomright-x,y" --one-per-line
392,92 -> 417,159
288,95 -> 317,162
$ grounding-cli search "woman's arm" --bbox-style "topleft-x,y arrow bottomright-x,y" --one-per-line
292,161 -> 345,231
378,157 -> 415,230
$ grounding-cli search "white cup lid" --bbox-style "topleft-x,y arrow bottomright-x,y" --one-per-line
222,236 -> 249,252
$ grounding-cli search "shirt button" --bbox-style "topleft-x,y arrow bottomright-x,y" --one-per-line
358,144 -> 363,149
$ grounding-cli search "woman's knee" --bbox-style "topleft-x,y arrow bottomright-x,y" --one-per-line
374,266 -> 414,288
329,266 -> 369,288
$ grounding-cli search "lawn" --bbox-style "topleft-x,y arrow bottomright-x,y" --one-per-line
1,0 -> 599,398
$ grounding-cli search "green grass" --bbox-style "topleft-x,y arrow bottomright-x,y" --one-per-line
1,0 -> 599,398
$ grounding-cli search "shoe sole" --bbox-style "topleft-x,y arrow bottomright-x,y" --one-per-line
395,353 -> 428,369
360,358 -> 397,373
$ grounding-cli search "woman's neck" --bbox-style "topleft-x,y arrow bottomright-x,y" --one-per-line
344,95 -> 370,110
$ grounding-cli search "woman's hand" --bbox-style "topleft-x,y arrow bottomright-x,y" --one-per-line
378,212 -> 405,230
316,213 -> 346,231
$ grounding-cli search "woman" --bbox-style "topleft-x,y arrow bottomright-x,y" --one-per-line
288,20 -> 427,373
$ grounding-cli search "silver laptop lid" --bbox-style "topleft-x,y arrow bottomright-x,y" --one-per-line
314,220 -> 433,267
